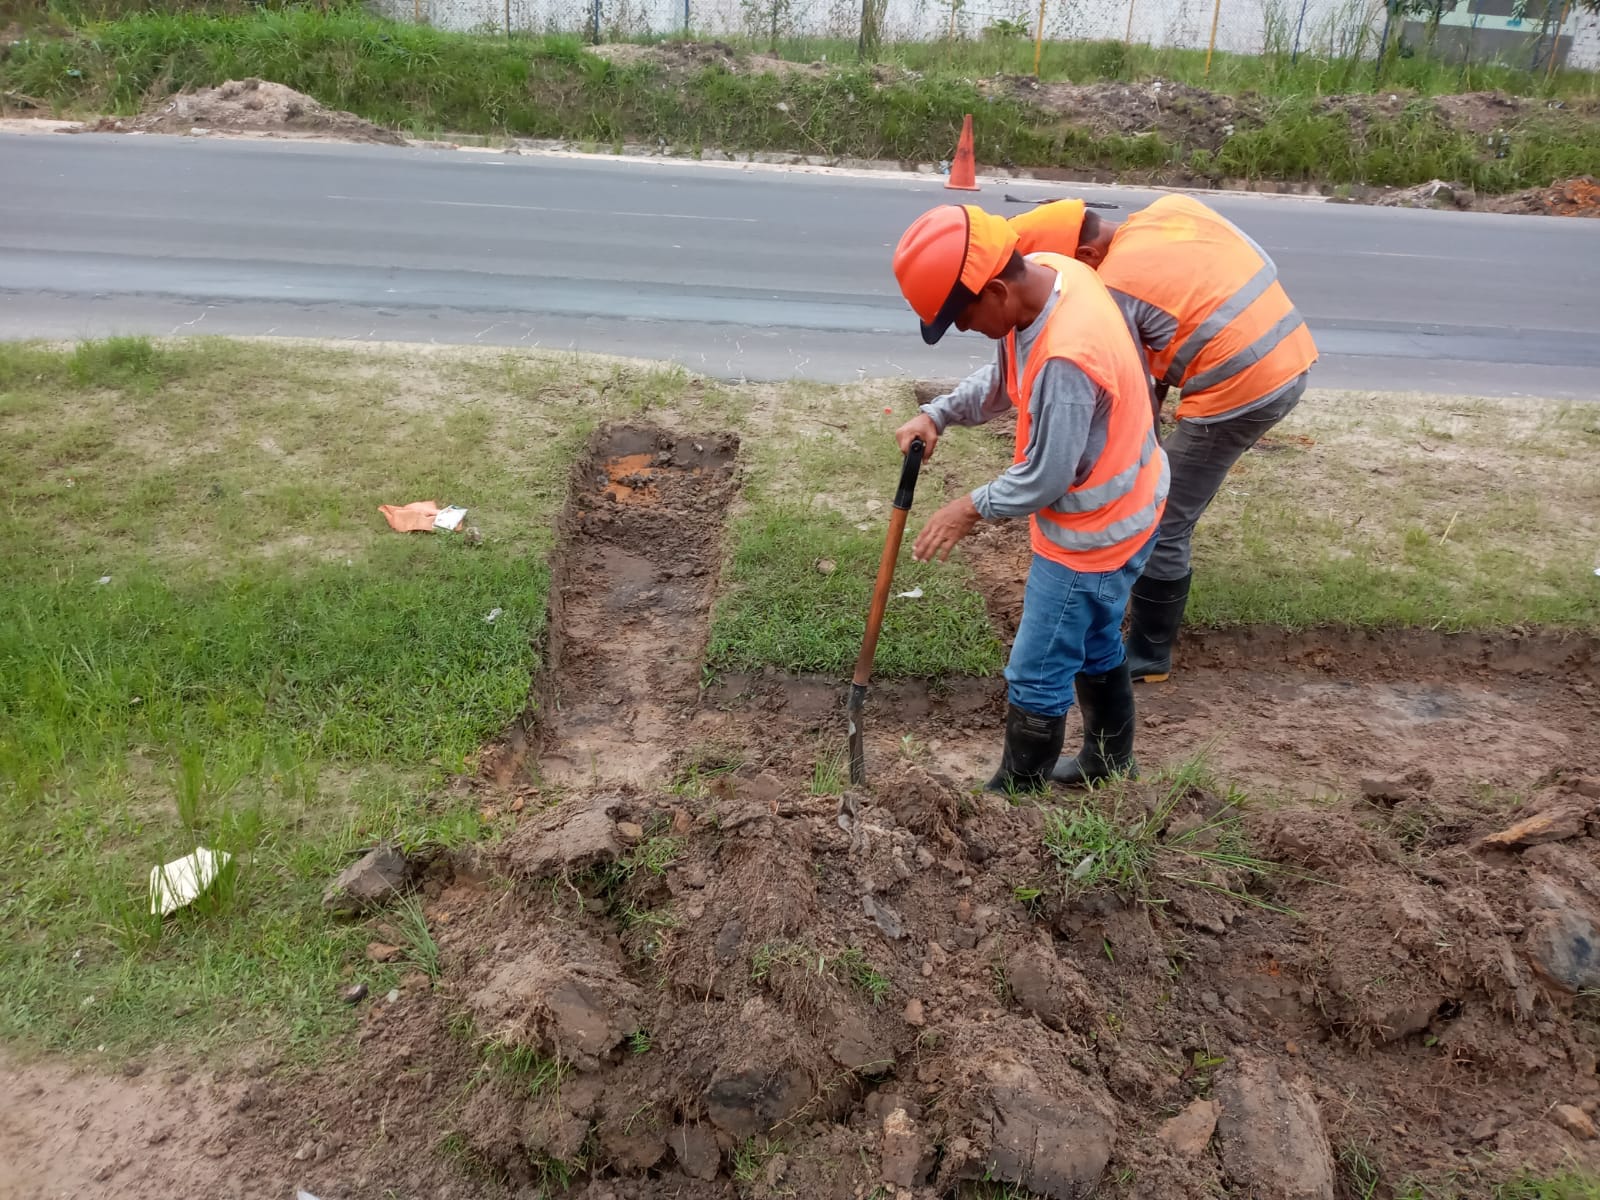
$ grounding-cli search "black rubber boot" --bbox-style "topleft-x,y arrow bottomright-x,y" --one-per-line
1050,663 -> 1138,787
984,704 -> 1066,796
1125,572 -> 1192,684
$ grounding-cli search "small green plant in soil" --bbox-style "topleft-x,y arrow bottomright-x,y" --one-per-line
1040,758 -> 1277,908
732,1134 -> 785,1184
394,897 -> 441,981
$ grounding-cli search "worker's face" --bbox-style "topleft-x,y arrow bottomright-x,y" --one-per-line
954,279 -> 1013,340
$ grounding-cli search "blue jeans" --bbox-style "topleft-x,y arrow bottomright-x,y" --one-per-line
1004,532 -> 1158,717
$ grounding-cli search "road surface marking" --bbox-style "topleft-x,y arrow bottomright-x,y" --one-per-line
327,194 -> 757,223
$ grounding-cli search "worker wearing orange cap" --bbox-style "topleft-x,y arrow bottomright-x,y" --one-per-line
891,204 -> 1169,793
1009,194 -> 1317,684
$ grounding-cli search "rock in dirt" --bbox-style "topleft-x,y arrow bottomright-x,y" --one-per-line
1257,808 -> 1374,870
1479,805 -> 1588,851
468,929 -> 642,1071
1553,1104 -> 1597,1140
881,1107 -> 932,1187
1359,767 -> 1434,805
365,942 -> 401,963
703,1066 -> 812,1138
902,998 -> 925,1027
1525,874 -> 1600,992
830,1012 -> 889,1073
1006,941 -> 1092,1033
1215,1056 -> 1335,1200
1160,1098 -> 1219,1158
503,794 -> 622,880
667,1124 -> 720,1180
863,893 -> 906,940
714,918 -> 744,964
322,843 -> 410,914
980,1060 -> 1117,1200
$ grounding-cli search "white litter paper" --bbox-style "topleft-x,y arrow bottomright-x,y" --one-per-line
896,587 -> 924,600
483,607 -> 503,624
433,505 -> 468,532
148,847 -> 232,916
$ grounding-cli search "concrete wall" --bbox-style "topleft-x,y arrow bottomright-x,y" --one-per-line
371,0 -> 1596,67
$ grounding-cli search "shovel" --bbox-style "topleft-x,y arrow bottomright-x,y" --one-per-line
846,437 -> 925,787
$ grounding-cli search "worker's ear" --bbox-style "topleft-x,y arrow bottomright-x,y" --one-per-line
1075,242 -> 1106,269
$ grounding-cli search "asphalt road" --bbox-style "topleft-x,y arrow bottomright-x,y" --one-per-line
3,130 -> 1598,396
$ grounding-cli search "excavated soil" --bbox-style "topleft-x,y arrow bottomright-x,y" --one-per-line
480,424 -> 741,788
8,421 -> 1600,1200
76,78 -> 406,145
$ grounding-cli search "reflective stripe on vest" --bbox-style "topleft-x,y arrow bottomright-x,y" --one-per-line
1098,194 -> 1318,421
1160,261 -> 1278,388
1007,253 -> 1167,573
1034,452 -> 1171,553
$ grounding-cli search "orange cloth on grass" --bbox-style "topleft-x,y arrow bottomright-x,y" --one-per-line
378,501 -> 441,532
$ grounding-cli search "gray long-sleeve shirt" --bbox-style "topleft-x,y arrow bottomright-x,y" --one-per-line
918,288 -> 1112,521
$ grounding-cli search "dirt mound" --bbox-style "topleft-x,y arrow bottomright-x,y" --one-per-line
1485,174 -> 1600,218
82,78 -> 404,145
985,76 -> 1247,152
591,40 -> 823,79
1373,178 -> 1474,210
196,759 -> 1600,1199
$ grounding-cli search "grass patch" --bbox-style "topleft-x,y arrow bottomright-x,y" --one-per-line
1493,1174 -> 1600,1200
708,384 -> 1009,679
5,9 -> 1598,192
1040,757 -> 1278,908
750,33 -> 1600,102
1187,391 -> 1600,630
0,336 -> 701,1059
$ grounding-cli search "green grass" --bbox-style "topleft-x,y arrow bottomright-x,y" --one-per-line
5,8 -> 1599,192
1040,757 -> 1279,907
708,507 -> 1005,678
1186,393 -> 1600,631
0,336 -> 685,1058
752,32 -> 1600,101
1495,1173 -> 1600,1200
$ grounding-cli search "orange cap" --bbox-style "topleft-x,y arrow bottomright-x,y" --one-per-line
1009,198 -> 1087,257
892,205 -> 1020,345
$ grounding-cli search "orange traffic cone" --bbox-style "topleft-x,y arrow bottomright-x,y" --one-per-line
946,113 -> 979,192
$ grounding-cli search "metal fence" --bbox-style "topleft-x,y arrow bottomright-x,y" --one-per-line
371,0 -> 1600,71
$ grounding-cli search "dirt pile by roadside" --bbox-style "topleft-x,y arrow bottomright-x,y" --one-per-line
1486,174 -> 1600,217
986,75 -> 1247,152
79,77 -> 405,145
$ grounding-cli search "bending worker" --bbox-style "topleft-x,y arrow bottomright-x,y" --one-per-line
1009,193 -> 1317,682
891,204 -> 1168,792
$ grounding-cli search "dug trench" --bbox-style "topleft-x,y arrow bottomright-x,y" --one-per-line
20,423 -> 1600,1200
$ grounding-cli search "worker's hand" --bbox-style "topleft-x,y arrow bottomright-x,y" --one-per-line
913,495 -> 981,563
896,414 -> 940,464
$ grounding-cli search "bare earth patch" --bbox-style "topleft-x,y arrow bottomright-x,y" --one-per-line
76,78 -> 405,145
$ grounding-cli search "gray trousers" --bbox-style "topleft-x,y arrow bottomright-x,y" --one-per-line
1143,373 -> 1309,583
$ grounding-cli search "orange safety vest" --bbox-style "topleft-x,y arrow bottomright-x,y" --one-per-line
1014,195 -> 1317,422
1006,253 -> 1168,573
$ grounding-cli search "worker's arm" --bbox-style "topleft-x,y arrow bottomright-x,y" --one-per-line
970,360 -> 1095,520
1109,288 -> 1179,357
895,357 -> 1006,462
913,360 -> 1096,561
